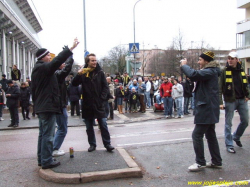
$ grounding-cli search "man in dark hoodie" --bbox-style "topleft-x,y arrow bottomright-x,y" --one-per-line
53,56 -> 74,157
72,53 -> 114,153
6,79 -> 20,127
180,51 -> 222,172
31,38 -> 79,169
219,52 -> 249,154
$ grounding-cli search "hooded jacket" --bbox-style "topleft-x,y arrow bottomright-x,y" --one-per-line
71,63 -> 109,119
31,47 -> 73,114
181,61 -> 221,124
6,85 -> 20,108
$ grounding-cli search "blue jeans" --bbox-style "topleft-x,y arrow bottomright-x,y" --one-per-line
191,93 -> 195,109
84,118 -> 111,147
145,91 -> 151,107
37,112 -> 56,166
184,97 -> 191,114
163,97 -> 173,116
156,95 -> 162,104
54,108 -> 68,150
192,124 -> 222,166
224,99 -> 249,148
175,97 -> 183,117
117,97 -> 123,105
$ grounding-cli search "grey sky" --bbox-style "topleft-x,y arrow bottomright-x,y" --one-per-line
32,0 -> 245,65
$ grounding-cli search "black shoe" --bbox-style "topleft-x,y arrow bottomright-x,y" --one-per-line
38,163 -> 41,166
105,145 -> 114,152
42,160 -> 60,169
13,123 -> 19,127
88,145 -> 96,152
233,139 -> 242,147
8,124 -> 14,127
26,117 -> 30,120
23,118 -> 26,120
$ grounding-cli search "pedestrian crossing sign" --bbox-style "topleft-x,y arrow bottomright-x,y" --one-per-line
129,43 -> 139,53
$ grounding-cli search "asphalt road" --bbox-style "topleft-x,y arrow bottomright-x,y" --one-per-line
0,109 -> 250,187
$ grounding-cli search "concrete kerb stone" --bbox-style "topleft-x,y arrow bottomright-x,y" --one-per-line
38,148 -> 142,184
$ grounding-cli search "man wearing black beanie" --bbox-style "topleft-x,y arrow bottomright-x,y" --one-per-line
31,38 -> 79,169
180,51 -> 222,172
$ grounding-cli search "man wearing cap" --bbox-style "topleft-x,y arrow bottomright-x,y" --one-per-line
219,52 -> 250,154
180,51 -> 222,172
31,38 -> 79,169
6,80 -> 20,127
0,74 -> 8,92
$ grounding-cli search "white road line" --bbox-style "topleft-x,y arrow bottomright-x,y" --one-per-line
117,138 -> 192,146
203,179 -> 250,187
111,129 -> 192,138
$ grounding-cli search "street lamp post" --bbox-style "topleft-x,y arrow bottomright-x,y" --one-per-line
133,0 -> 142,76
83,0 -> 87,53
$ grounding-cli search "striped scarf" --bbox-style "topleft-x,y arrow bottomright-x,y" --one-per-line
78,68 -> 95,77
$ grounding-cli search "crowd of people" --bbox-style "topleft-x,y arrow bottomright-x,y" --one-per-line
1,38 -> 249,172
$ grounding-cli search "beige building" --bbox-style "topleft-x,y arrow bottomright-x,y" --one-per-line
237,0 -> 250,74
0,0 -> 42,81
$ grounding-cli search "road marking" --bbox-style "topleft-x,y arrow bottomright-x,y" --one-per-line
203,179 -> 250,187
111,128 -> 192,138
117,138 -> 192,146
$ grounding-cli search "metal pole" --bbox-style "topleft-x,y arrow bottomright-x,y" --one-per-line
83,0 -> 87,52
133,0 -> 142,77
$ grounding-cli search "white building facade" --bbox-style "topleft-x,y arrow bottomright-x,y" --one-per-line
237,0 -> 250,73
0,0 -> 42,81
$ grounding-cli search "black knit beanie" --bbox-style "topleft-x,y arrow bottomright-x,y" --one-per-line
36,48 -> 49,60
199,51 -> 214,62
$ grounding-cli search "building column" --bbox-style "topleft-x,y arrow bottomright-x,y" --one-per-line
2,29 -> 7,76
22,47 -> 26,82
16,40 -> 20,69
28,50 -> 31,78
12,37 -> 16,65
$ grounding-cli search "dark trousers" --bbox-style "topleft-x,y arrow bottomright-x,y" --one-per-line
192,124 -> 222,166
139,95 -> 145,112
9,107 -> 19,124
108,102 -> 113,119
0,104 -> 3,117
114,98 -> 117,110
70,101 -> 80,116
21,106 -> 30,119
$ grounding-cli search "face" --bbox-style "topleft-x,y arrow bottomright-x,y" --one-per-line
174,80 -> 177,85
133,81 -> 137,85
88,56 -> 97,68
59,63 -> 66,70
178,76 -> 182,82
41,53 -> 51,62
164,78 -> 168,83
198,57 -> 208,69
144,77 -> 148,81
13,65 -> 17,70
21,84 -> 26,88
227,56 -> 238,68
106,77 -> 111,83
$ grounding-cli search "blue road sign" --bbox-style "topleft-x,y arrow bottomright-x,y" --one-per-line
84,51 -> 89,57
129,43 -> 139,53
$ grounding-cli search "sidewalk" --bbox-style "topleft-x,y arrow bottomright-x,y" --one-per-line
0,107 -> 168,130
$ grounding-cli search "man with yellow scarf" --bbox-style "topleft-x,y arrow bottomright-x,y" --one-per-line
72,53 -> 114,153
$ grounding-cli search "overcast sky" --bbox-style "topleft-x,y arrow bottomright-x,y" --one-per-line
32,0 -> 245,65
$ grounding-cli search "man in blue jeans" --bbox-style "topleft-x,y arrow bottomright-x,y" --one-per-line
219,52 -> 250,153
31,38 -> 79,169
53,56 -> 74,157
72,53 -> 114,152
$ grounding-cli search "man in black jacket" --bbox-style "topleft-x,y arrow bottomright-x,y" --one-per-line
53,57 -> 74,157
31,38 -> 79,169
0,74 -> 8,92
72,53 -> 114,152
6,80 -> 20,127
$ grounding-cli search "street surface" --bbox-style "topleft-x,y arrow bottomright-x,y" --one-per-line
0,108 -> 250,187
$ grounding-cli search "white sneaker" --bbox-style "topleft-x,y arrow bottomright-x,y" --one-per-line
0,117 -> 4,121
52,150 -> 65,157
175,116 -> 178,119
206,162 -> 222,169
188,163 -> 206,171
165,115 -> 169,118
180,115 -> 184,118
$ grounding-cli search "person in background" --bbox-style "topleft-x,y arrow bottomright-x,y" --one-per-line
106,77 -> 114,119
6,80 -> 20,127
130,87 -> 139,113
0,74 -> 8,92
113,79 -> 119,110
122,72 -> 130,87
0,84 -> 6,121
11,65 -> 21,86
20,82 -> 31,120
137,78 -> 146,113
68,83 -> 81,117
172,79 -> 184,118
116,83 -> 124,114
160,77 -> 173,119
144,77 -> 151,108
124,85 -> 130,113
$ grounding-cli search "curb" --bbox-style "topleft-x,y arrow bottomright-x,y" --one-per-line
38,148 -> 142,184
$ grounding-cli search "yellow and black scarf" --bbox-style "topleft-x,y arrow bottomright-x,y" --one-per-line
225,65 -> 248,96
78,68 -> 95,77
13,69 -> 19,80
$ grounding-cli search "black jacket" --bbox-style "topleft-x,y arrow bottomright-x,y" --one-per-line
0,79 -> 8,92
6,85 -> 20,108
11,69 -> 21,81
68,84 -> 81,102
31,47 -> 73,114
71,63 -> 109,119
181,61 -> 221,124
55,57 -> 74,108
129,92 -> 139,104
115,88 -> 124,98
20,87 -> 31,108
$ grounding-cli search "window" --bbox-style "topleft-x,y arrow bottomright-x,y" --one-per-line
244,30 -> 250,46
